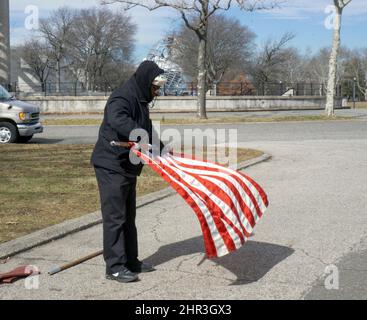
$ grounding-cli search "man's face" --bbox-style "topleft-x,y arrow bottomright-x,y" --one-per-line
151,84 -> 161,98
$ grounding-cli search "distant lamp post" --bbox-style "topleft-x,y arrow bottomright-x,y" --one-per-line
353,77 -> 357,110
279,81 -> 283,96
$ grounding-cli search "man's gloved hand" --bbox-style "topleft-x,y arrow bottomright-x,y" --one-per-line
136,143 -> 151,153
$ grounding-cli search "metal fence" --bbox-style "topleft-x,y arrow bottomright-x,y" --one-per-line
164,82 -> 342,97
208,82 -> 343,97
6,81 -> 346,98
7,82 -> 113,97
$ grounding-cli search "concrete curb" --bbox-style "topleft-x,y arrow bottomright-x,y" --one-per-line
0,154 -> 271,259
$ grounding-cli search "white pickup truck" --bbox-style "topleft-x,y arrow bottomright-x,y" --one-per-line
0,85 -> 43,143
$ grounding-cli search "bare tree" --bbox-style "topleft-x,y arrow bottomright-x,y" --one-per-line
171,14 -> 256,87
306,48 -> 330,91
68,7 -> 136,91
325,0 -> 352,116
250,32 -> 295,89
304,47 -> 348,95
344,49 -> 367,99
39,7 -> 75,93
101,0 -> 280,119
17,40 -> 52,92
279,47 -> 308,84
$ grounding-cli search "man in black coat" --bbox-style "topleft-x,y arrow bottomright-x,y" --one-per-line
91,61 -> 166,283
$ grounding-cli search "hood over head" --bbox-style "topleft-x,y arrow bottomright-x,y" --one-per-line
134,61 -> 165,103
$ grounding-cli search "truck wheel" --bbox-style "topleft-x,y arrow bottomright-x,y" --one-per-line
0,122 -> 19,144
18,135 -> 34,143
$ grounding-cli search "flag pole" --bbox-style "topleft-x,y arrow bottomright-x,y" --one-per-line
48,250 -> 103,276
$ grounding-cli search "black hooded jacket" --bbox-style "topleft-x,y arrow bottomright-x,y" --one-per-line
91,61 -> 165,177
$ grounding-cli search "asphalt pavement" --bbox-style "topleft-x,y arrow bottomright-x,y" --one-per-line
33,109 -> 367,145
1,110 -> 366,299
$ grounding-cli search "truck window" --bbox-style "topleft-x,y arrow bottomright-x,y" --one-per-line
0,85 -> 12,101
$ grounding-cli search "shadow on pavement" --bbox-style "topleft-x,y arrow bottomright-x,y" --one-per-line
304,247 -> 367,300
144,236 -> 294,286
28,138 -> 64,144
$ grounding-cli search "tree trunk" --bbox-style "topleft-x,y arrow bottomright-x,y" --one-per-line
197,35 -> 208,119
325,7 -> 342,117
86,73 -> 90,92
195,0 -> 209,119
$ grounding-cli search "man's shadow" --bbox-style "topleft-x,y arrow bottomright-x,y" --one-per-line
29,138 -> 64,144
144,236 -> 294,286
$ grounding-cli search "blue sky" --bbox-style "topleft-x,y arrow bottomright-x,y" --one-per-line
9,0 -> 367,62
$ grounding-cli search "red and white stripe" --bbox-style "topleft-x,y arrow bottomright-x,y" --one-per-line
134,150 -> 269,258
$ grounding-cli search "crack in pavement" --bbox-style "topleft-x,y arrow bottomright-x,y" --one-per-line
148,201 -> 185,244
159,267 -> 236,283
296,233 -> 367,273
151,254 -> 237,283
294,247 -> 331,267
150,207 -> 168,244
126,274 -> 188,300
83,287 -> 126,300
175,254 -> 203,272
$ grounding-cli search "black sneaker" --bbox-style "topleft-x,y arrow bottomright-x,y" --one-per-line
127,260 -> 156,273
106,267 -> 139,283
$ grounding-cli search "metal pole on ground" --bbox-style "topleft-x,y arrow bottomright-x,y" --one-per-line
48,250 -> 103,276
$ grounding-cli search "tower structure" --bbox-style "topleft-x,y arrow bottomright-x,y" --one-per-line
0,0 -> 10,85
146,37 -> 186,95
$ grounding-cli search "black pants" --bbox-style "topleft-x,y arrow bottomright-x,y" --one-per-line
94,167 -> 138,274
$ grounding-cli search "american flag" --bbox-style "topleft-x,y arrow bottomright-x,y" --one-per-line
134,149 -> 269,258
